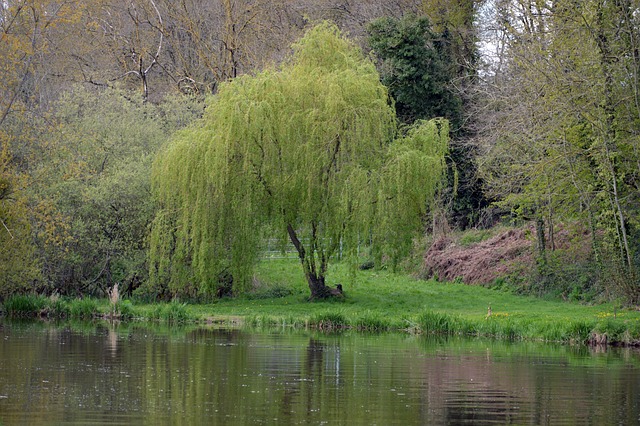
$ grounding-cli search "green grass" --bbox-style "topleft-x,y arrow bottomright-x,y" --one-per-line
69,298 -> 100,319
458,227 -> 496,247
3,259 -> 640,344
190,258 -> 640,345
113,300 -> 138,320
149,301 -> 192,324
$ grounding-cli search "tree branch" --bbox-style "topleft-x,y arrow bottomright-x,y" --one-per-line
1,219 -> 14,239
287,223 -> 305,262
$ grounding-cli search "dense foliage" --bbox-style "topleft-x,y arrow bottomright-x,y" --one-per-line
367,14 -> 486,230
367,15 -> 462,127
475,0 -> 640,302
3,0 -> 640,305
0,86 -> 203,298
148,23 -> 448,300
0,147 -> 40,298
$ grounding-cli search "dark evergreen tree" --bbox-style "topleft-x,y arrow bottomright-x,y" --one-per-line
368,15 -> 486,229
368,15 -> 462,127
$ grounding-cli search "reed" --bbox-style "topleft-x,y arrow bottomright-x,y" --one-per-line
4,258 -> 640,346
151,301 -> 191,323
354,311 -> 392,332
3,294 -> 48,317
113,300 -> 137,320
49,298 -> 71,318
309,311 -> 348,330
417,310 -> 458,335
109,283 -> 119,307
69,298 -> 99,320
246,314 -> 279,328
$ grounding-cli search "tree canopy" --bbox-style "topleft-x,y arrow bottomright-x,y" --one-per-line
367,14 -> 485,230
367,15 -> 462,127
474,0 -> 640,301
149,22 -> 449,300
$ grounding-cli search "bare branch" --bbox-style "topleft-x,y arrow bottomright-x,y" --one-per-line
1,219 -> 14,240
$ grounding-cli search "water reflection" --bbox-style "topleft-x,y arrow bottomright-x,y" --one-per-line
0,321 -> 639,425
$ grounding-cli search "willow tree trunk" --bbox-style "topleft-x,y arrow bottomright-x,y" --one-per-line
305,269 -> 333,300
287,224 -> 333,299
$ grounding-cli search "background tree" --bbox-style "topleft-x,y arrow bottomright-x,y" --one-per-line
474,0 -> 640,301
367,13 -> 485,230
368,15 -> 461,125
0,146 -> 40,299
149,22 -> 448,300
29,86 -> 204,296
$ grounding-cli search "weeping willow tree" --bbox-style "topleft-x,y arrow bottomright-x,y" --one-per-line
149,22 -> 449,300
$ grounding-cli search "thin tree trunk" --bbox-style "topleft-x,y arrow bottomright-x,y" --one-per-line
596,2 -> 633,269
536,217 -> 546,259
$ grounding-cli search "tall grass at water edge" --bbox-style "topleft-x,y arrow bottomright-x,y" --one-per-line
415,310 -> 599,344
2,294 -> 48,318
0,293 -> 187,323
149,301 -> 192,323
225,259 -> 640,344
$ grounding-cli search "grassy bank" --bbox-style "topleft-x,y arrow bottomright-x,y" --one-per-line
2,259 -> 639,345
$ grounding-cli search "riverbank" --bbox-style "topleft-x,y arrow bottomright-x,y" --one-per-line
2,259 -> 639,345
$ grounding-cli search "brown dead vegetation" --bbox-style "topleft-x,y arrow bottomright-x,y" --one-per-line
423,227 -> 534,285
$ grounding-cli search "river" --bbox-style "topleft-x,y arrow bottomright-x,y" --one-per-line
0,320 -> 638,425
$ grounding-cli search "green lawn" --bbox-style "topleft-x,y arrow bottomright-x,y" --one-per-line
3,258 -> 639,345
187,259 -> 640,344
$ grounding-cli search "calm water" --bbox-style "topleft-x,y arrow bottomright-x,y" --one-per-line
0,321 -> 639,425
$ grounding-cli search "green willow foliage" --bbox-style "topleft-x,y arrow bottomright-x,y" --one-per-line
149,22 -> 448,299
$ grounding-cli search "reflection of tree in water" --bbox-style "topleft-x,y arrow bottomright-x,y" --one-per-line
186,327 -> 242,345
281,338 -> 326,418
443,387 -> 523,425
106,328 -> 118,358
